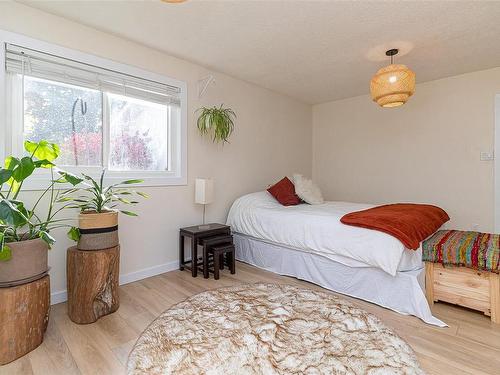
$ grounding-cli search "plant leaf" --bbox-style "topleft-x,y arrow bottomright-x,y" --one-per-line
10,200 -> 29,219
82,173 -> 101,191
34,159 -> 55,169
0,200 -> 29,226
0,169 -> 13,185
0,232 -> 11,261
57,171 -> 84,186
4,156 -> 20,170
24,140 -> 60,162
120,210 -> 138,216
99,169 -> 105,192
0,244 -> 12,262
63,205 -> 82,209
58,188 -> 79,197
67,227 -> 80,242
116,191 -> 132,195
120,179 -> 143,185
39,231 -> 56,248
11,157 -> 35,182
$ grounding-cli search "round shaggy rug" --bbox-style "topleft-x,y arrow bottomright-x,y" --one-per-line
127,283 -> 423,375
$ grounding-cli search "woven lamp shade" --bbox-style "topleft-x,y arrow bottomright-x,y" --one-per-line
370,64 -> 415,108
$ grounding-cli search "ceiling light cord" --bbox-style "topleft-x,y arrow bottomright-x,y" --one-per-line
385,48 -> 398,65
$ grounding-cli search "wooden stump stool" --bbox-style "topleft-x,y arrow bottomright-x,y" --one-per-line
0,275 -> 50,365
67,245 -> 120,324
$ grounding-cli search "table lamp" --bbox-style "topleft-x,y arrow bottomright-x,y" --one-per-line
195,178 -> 214,229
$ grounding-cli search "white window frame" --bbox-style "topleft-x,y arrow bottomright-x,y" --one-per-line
0,29 -> 188,189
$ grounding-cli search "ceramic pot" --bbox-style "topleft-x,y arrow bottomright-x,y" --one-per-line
0,238 -> 49,287
78,211 -> 119,251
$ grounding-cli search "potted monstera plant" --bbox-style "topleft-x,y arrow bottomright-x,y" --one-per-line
0,140 -> 82,287
63,169 -> 147,251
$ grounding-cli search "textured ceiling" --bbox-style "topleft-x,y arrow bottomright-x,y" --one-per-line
18,1 -> 500,104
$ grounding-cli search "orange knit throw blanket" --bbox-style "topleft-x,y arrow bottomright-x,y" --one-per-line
341,203 -> 450,250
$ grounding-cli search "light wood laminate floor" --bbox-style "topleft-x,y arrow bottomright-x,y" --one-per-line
1,262 -> 500,375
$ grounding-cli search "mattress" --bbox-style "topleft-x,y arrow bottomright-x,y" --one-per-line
227,191 -> 424,275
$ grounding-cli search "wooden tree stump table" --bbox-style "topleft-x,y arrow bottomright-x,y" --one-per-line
67,245 -> 120,324
0,275 -> 50,365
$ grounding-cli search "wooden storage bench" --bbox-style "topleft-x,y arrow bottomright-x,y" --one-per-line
425,262 -> 499,323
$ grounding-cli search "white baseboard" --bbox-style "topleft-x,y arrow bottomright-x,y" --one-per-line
50,260 -> 179,305
51,289 -> 68,305
119,260 -> 179,285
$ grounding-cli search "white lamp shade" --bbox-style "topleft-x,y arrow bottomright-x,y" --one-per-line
195,178 -> 214,205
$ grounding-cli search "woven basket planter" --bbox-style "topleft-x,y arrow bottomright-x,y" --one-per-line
0,238 -> 49,287
77,211 -> 119,251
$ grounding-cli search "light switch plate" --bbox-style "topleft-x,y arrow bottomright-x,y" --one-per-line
480,151 -> 494,161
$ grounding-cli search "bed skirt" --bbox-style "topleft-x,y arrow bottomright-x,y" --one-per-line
234,233 -> 446,327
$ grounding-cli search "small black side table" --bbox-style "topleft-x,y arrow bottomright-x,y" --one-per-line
179,223 -> 231,277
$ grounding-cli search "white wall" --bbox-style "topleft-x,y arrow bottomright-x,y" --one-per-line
313,67 -> 500,232
0,2 -> 312,298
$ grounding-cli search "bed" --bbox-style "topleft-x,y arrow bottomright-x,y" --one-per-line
226,191 -> 446,326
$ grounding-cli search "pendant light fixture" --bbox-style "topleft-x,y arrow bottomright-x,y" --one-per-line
370,49 -> 415,108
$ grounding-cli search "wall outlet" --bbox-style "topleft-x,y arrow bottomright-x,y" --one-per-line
480,151 -> 494,161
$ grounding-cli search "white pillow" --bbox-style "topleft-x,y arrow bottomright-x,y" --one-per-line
292,174 -> 324,205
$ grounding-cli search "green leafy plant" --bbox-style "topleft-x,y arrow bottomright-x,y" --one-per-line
0,140 -> 83,261
60,169 -> 148,241
196,105 -> 236,143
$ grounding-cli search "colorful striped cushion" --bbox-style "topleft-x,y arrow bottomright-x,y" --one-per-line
423,230 -> 500,272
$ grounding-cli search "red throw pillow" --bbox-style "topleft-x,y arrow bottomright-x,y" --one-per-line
267,177 -> 301,206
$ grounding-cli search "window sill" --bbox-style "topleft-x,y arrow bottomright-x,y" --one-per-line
4,172 -> 187,191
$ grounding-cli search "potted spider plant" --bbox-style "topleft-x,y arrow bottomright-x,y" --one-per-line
0,140 -> 83,287
63,169 -> 147,250
196,105 -> 236,143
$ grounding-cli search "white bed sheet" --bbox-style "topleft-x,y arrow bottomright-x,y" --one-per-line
234,233 -> 446,327
227,191 -> 422,276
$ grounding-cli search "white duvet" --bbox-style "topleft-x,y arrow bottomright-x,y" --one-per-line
227,191 -> 422,276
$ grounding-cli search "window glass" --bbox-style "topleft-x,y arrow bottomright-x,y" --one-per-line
108,93 -> 169,171
24,76 -> 102,166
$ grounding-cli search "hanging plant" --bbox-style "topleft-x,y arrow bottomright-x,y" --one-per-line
196,105 -> 236,143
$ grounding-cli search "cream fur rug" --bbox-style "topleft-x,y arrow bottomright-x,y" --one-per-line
127,283 -> 423,375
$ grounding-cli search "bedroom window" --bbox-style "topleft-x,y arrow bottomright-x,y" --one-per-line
2,39 -> 187,187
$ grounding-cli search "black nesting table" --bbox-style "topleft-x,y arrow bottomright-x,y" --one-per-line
179,223 -> 231,277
